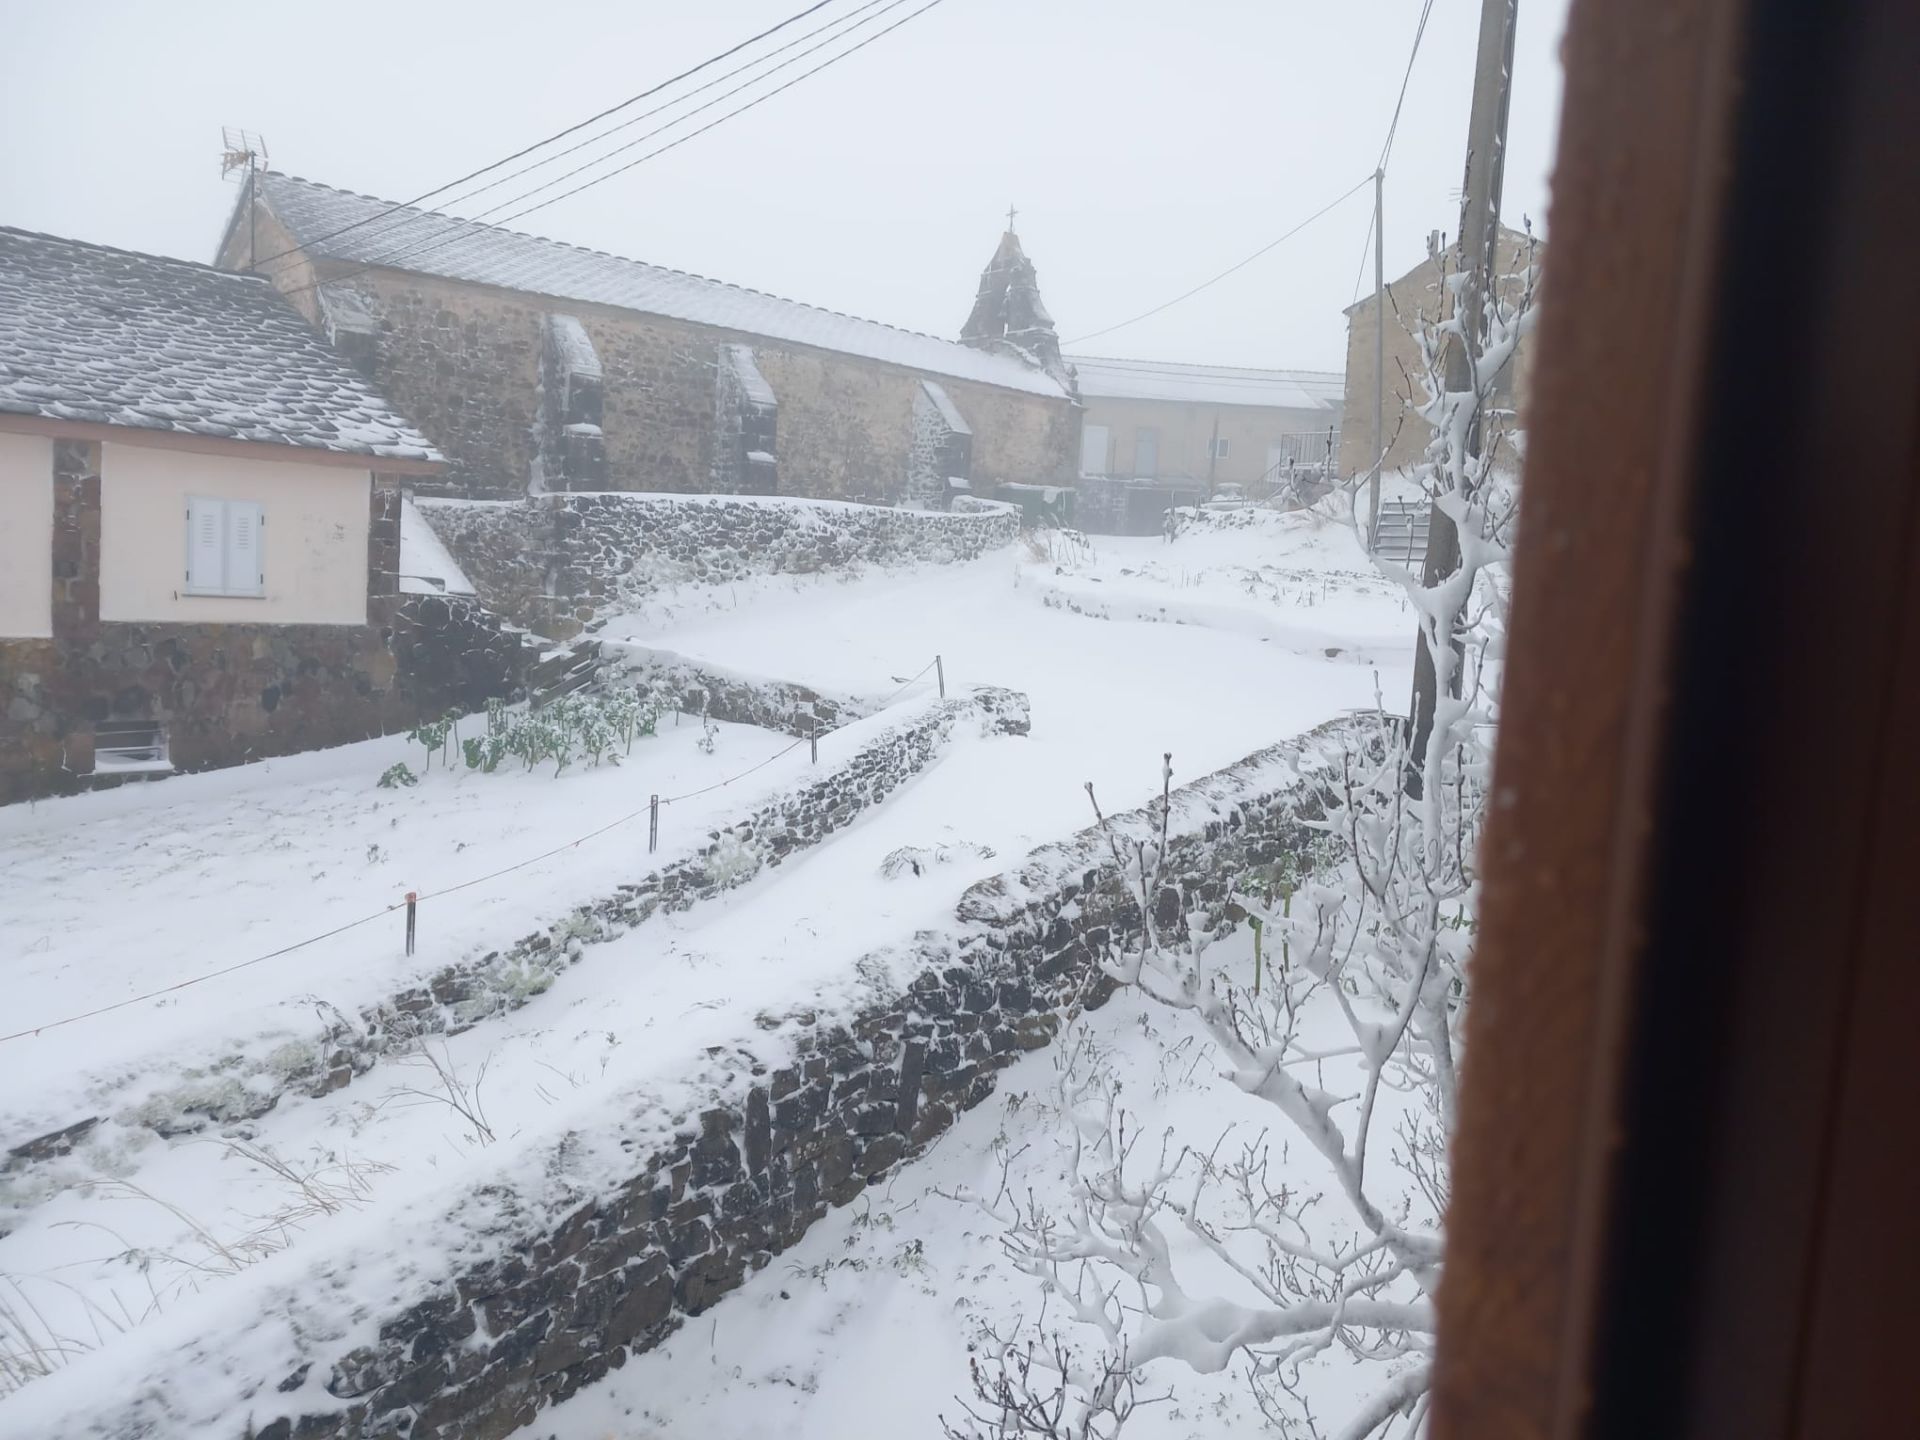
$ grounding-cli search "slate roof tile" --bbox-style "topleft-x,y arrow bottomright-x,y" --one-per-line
0,226 -> 441,463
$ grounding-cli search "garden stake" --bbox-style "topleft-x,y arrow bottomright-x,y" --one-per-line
936,654 -> 945,699
649,794 -> 659,853
404,891 -> 417,956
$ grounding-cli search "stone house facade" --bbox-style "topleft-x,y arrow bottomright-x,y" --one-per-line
1067,354 -> 1344,511
0,227 -> 516,804
1338,226 -> 1540,479
216,174 -> 1080,506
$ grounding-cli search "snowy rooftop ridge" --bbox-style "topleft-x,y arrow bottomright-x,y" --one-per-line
0,227 -> 441,463
1064,354 -> 1345,412
250,173 -> 1071,402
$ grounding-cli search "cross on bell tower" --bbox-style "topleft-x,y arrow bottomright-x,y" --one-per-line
1006,204 -> 1018,233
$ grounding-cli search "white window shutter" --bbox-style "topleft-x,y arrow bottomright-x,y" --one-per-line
226,501 -> 264,596
186,496 -> 226,592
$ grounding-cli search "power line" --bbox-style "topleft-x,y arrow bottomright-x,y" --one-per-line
1350,203 -> 1378,306
1378,0 -> 1440,173
1061,173 -> 1375,348
276,0 -> 950,304
347,0 -> 921,275
248,0 -> 846,270
319,0 -> 900,268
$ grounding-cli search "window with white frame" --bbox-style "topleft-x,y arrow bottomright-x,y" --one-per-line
1208,436 -> 1232,459
184,496 -> 265,597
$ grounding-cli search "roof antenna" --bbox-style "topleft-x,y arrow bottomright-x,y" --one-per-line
220,128 -> 269,273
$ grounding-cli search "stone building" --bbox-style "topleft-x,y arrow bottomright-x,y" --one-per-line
0,227 -> 514,804
1066,355 -> 1343,531
1338,226 -> 1539,479
216,174 -> 1080,506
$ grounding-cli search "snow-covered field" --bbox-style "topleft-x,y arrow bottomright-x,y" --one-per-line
0,506 -> 1416,1430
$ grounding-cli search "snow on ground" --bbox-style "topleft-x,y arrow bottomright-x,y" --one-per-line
0,506 -> 1415,1421
542,932 -> 1428,1440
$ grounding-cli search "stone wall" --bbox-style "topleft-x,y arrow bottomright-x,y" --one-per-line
295,269 -> 1075,504
417,491 -> 1021,636
599,643 -> 883,737
0,442 -> 533,805
25,723 -> 1352,1440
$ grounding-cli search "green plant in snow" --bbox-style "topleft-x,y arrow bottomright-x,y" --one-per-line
377,762 -> 417,789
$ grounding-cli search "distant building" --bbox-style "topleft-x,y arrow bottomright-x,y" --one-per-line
0,227 -> 489,803
1063,355 -> 1342,532
1338,226 -> 1539,480
217,175 -> 1079,506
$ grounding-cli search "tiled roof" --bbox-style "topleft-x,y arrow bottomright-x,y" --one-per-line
250,172 -> 1069,401
1065,355 -> 1344,412
0,227 -> 441,463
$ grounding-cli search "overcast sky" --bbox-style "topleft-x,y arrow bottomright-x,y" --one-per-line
0,0 -> 1566,373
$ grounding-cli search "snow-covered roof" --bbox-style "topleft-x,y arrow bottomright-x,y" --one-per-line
1065,355 -> 1344,412
0,227 -> 441,463
252,172 -> 1069,401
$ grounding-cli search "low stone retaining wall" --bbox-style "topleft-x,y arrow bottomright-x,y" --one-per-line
2,687 -> 1029,1190
596,641 -> 887,738
417,492 -> 1021,636
12,723 -> 1356,1440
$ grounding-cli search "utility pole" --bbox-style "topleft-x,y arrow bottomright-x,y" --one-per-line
1406,0 -> 1518,781
1368,166 -> 1385,549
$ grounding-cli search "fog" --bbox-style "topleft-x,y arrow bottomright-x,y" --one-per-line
1,0 -> 1567,369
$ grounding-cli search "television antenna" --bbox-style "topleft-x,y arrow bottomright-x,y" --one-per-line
220,127 -> 269,181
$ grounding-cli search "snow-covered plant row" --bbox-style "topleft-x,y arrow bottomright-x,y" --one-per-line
957,239 -> 1537,1440
379,692 -> 662,788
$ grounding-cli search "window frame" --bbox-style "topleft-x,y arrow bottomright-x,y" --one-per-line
183,494 -> 266,599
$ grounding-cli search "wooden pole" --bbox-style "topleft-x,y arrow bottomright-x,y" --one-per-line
1408,0 -> 1519,788
1368,166 -> 1385,550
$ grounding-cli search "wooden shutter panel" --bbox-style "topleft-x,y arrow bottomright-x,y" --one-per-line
186,496 -> 225,592
226,501 -> 264,596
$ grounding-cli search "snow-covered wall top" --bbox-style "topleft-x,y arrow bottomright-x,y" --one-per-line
418,492 -> 1020,637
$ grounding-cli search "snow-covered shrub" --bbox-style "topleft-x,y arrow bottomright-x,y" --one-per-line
391,690 -> 664,784
376,762 -> 417,789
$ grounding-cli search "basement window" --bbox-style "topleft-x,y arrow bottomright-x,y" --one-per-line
184,496 -> 265,597
92,721 -> 172,776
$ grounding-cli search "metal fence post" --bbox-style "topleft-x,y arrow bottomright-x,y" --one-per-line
810,714 -> 818,764
649,794 -> 659,853
936,654 -> 946,699
404,891 -> 417,956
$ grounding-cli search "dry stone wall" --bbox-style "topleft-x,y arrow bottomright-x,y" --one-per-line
31,722 -> 1354,1440
418,492 -> 1020,636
